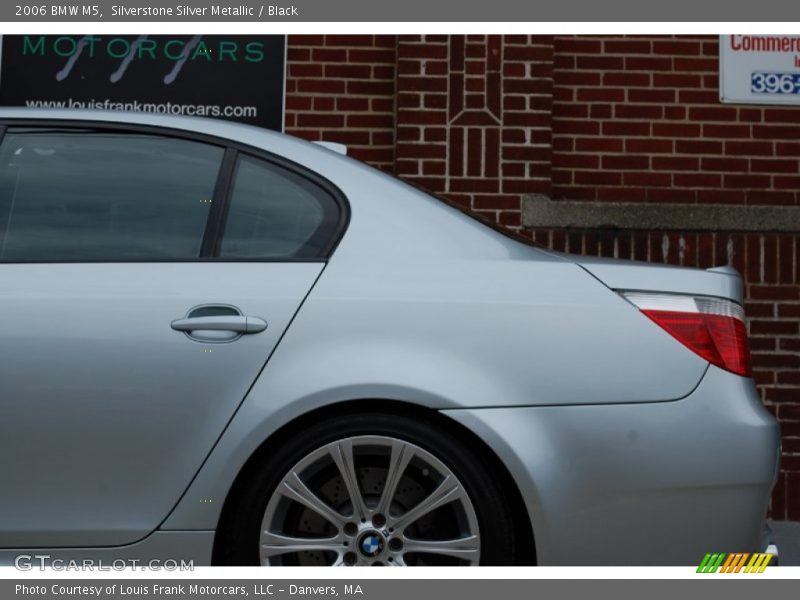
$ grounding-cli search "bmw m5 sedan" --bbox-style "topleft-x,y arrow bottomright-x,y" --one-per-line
0,109 -> 780,566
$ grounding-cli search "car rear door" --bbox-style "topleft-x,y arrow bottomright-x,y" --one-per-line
0,122 -> 343,547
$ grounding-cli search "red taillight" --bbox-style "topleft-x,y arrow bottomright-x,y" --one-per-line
622,293 -> 752,377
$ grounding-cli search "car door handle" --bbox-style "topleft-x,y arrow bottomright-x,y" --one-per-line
170,315 -> 267,334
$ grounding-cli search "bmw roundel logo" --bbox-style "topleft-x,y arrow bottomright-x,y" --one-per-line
359,532 -> 384,557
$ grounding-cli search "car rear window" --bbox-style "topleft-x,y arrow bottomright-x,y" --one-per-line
218,154 -> 341,259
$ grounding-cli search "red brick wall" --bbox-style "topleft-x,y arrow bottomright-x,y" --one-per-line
284,34 -> 800,521
391,35 -> 553,228
285,35 -> 397,170
551,35 -> 800,205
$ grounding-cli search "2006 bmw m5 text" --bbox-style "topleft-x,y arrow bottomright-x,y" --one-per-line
0,109 -> 780,566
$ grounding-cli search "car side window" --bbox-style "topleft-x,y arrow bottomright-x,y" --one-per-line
0,129 -> 223,261
219,155 -> 340,259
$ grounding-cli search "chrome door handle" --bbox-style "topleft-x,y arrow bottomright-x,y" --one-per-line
170,315 -> 267,334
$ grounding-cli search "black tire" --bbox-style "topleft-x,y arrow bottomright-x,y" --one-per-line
216,411 -> 517,565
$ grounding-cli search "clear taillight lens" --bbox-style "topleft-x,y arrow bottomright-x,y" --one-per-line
622,292 -> 752,378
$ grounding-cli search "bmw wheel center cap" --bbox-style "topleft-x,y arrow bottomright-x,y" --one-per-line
358,531 -> 385,558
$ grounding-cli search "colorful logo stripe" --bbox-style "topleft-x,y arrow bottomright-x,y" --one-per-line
697,552 -> 773,573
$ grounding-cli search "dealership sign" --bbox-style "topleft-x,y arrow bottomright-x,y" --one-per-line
0,35 -> 286,131
720,34 -> 800,105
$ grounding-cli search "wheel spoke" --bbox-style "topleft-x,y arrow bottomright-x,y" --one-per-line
375,440 -> 415,516
280,472 -> 345,528
402,535 -> 480,563
389,474 -> 462,532
261,531 -> 343,561
330,439 -> 369,521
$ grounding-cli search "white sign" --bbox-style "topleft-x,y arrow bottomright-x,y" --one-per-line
719,34 -> 800,105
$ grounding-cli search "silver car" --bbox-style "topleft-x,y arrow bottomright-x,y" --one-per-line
0,109 -> 780,566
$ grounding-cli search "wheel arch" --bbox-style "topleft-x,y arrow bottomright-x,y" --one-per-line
211,398 -> 536,565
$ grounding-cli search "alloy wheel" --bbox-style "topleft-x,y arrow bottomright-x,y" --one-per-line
259,435 -> 481,566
